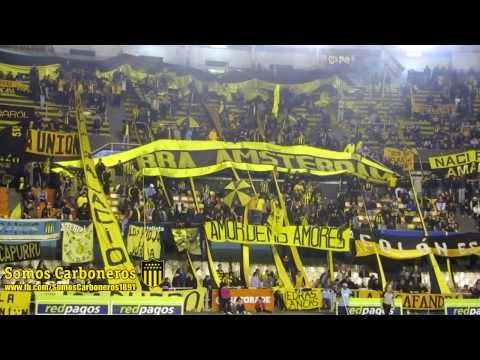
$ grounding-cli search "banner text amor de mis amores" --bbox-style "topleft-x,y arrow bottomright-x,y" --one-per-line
54,140 -> 397,185
204,221 -> 350,252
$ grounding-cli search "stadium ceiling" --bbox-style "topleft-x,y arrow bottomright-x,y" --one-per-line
120,45 -> 480,57
207,45 -> 480,53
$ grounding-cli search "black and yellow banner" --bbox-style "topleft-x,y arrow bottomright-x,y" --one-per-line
0,291 -> 31,315
97,63 -> 344,101
412,103 -> 454,115
61,222 -> 94,264
56,140 -> 397,185
127,225 -> 162,260
75,100 -> 140,290
352,289 -> 463,311
0,104 -> 34,124
205,221 -> 350,252
384,147 -> 416,172
428,149 -> 480,177
0,80 -> 30,96
26,129 -> 80,157
0,242 -> 40,263
354,230 -> 480,259
277,288 -> 322,310
171,227 -> 201,255
0,63 -> 60,80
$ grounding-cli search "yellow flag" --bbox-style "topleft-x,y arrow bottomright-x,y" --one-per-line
75,100 -> 140,290
272,84 -> 280,117
10,203 -> 22,219
343,143 -> 355,154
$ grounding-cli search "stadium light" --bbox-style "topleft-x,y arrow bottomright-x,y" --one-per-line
399,45 -> 436,52
207,68 -> 225,74
399,46 -> 436,58
405,52 -> 423,58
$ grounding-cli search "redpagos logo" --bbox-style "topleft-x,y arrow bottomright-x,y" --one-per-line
347,307 -> 401,315
447,307 -> 480,315
36,304 -> 109,315
111,304 -> 183,315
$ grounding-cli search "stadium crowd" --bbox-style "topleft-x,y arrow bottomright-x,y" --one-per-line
3,61 -> 480,309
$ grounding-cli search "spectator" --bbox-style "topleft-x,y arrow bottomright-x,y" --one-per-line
216,264 -> 225,281
234,297 -> 246,314
219,282 -> 232,314
382,284 -> 395,315
410,265 -> 422,288
251,269 -> 262,288
255,297 -> 271,313
338,282 -> 352,315
208,128 -> 219,141
95,158 -> 106,180
322,284 -> 335,312
160,277 -> 171,290
471,279 -> 480,298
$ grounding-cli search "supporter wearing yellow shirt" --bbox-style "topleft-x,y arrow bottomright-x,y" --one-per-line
77,81 -> 84,95
208,128 -> 219,141
76,194 -> 88,209
256,197 -> 266,212
132,106 -> 140,122
247,196 -> 258,210
57,78 -> 65,93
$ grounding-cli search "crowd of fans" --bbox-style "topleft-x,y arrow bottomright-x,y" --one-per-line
1,65 -> 109,134
3,61 -> 480,311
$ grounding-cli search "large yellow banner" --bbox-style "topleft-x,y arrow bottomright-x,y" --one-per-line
384,147 -> 415,172
352,289 -> 463,311
0,291 -> 31,315
55,140 -> 397,185
204,221 -> 350,252
0,63 -> 60,80
75,101 -> 140,290
277,288 -> 322,310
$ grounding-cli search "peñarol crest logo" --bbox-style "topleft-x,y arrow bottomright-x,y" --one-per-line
141,260 -> 164,289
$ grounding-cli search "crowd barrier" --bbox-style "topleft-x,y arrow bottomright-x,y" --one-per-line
1,286 -> 479,315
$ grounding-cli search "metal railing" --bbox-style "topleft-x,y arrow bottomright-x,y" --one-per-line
92,142 -> 140,156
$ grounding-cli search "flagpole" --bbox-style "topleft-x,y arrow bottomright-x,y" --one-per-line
272,169 -> 311,288
143,168 -> 148,261
158,174 -> 172,207
190,176 -> 221,288
328,250 -> 335,282
229,165 -> 251,287
446,257 -> 456,290
408,171 -> 451,294
360,182 -> 387,291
